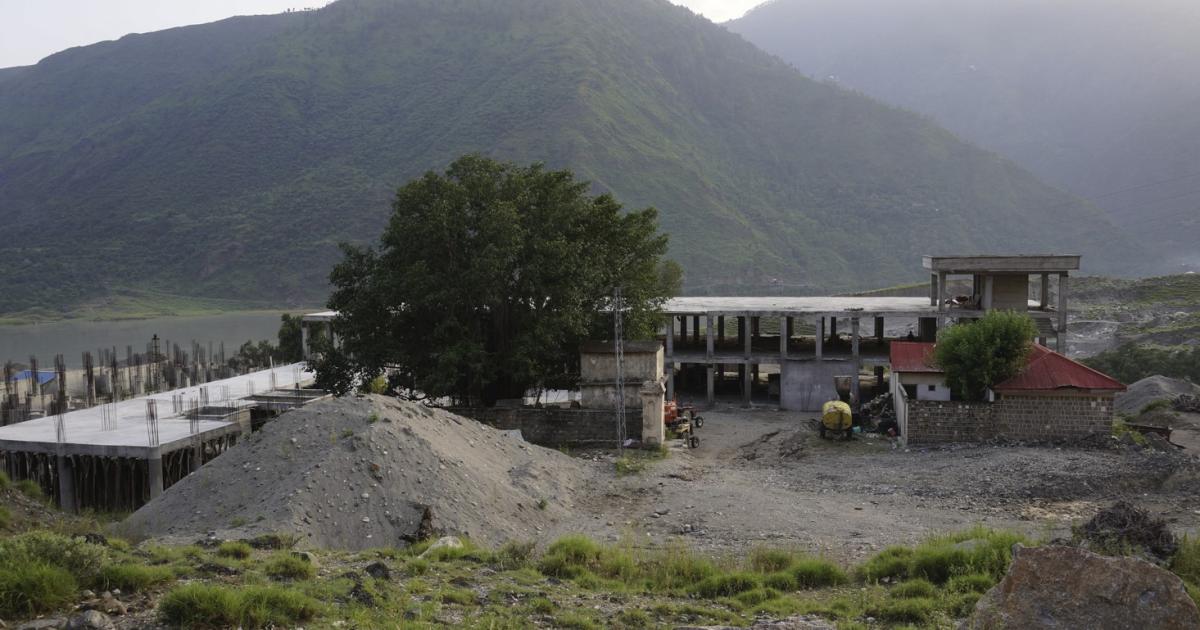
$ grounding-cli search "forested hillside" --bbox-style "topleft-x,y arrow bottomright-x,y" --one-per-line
0,0 -> 1134,317
729,0 -> 1200,272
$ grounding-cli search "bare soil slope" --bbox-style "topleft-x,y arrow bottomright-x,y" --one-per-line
122,395 -> 594,549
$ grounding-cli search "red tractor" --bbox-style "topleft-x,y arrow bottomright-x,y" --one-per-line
664,400 -> 703,448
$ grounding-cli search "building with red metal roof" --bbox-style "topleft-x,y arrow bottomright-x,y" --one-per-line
993,344 -> 1126,393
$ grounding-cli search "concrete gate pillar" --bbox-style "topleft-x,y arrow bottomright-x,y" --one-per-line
640,380 -> 665,447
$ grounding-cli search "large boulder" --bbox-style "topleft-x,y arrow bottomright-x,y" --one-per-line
965,545 -> 1200,629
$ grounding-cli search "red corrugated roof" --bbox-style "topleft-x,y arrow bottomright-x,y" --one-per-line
994,344 -> 1126,392
889,341 -> 941,373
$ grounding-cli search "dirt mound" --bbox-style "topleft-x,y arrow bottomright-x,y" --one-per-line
121,395 -> 595,550
1116,376 -> 1200,415
1077,501 -> 1177,561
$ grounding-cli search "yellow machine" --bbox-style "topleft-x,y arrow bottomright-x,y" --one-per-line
820,400 -> 854,439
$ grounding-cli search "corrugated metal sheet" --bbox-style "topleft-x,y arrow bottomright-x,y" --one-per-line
994,345 -> 1126,392
889,341 -> 941,373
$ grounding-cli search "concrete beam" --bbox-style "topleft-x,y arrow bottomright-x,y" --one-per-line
923,254 -> 1081,273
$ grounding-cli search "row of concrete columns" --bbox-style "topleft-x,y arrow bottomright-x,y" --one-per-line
665,313 -> 885,407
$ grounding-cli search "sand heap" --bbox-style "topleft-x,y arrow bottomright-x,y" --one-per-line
122,395 -> 594,550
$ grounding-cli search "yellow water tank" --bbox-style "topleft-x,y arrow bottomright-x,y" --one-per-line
821,400 -> 853,431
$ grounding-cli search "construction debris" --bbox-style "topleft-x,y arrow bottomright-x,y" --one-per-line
1076,501 -> 1177,561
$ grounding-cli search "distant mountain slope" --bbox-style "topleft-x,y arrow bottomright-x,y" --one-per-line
0,0 -> 1133,316
729,0 -> 1200,271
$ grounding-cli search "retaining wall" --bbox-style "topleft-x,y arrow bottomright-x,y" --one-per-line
450,407 -> 641,448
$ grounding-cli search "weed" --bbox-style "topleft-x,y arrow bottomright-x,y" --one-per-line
525,596 -> 556,614
791,558 -> 848,588
341,428 -> 354,439
749,548 -> 797,573
99,563 -> 175,592
159,584 -> 320,628
0,470 -> 9,489
217,540 -> 253,559
0,561 -> 77,617
15,479 -> 43,500
641,544 -> 718,590
868,597 -> 936,623
0,531 -> 109,582
230,516 -> 248,527
539,535 -> 603,578
734,587 -> 781,606
1171,536 -> 1200,585
890,578 -> 936,599
1112,417 -> 1149,445
495,541 -> 535,570
615,607 -> 651,627
553,610 -> 600,629
367,412 -> 380,423
537,498 -> 548,510
693,572 -> 760,598
945,573 -> 996,594
264,552 -> 316,581
946,591 -> 983,617
406,558 -> 430,575
763,571 -> 798,591
858,546 -> 914,582
0,506 -> 10,530
438,587 -> 475,605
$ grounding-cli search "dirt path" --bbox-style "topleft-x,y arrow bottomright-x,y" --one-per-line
566,404 -> 1200,564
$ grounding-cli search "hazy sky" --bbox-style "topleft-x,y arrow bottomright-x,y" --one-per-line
0,0 -> 763,68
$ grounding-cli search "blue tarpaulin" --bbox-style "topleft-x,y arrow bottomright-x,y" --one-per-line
12,370 -> 55,386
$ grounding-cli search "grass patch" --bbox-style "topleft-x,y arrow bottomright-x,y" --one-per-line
693,572 -> 760,598
264,552 -> 316,581
790,558 -> 848,588
0,505 -> 10,529
858,546 -> 913,582
1171,536 -> 1200,585
0,562 -> 77,617
0,470 -> 9,489
539,535 -> 604,578
525,596 -> 556,614
159,583 -> 320,628
99,563 -> 175,593
734,586 -> 781,606
494,541 -> 535,570
749,548 -> 797,573
614,447 -> 667,476
867,597 -> 936,623
890,578 -> 936,599
217,540 -> 253,559
438,587 -> 476,605
0,531 -> 109,583
946,572 -> 996,594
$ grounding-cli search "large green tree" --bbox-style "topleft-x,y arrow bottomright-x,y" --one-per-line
934,311 -> 1037,401
315,155 -> 680,404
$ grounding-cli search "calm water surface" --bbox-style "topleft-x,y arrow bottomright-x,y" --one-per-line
0,312 -> 298,367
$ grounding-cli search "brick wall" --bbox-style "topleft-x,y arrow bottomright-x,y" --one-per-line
449,407 -> 641,448
905,393 -> 1114,445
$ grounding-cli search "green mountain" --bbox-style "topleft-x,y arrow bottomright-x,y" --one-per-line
0,0 -> 1136,317
728,0 -> 1200,272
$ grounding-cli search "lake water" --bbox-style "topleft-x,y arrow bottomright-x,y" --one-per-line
0,311 -> 298,367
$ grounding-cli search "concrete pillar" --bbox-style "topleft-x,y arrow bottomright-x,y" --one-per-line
919,317 -> 938,342
664,319 -> 675,402
640,380 -> 666,447
692,316 -> 700,343
829,317 -> 838,342
779,316 -> 789,360
718,316 -> 725,343
706,364 -> 714,405
56,454 -> 77,513
874,317 -> 884,344
737,316 -> 745,347
148,450 -> 164,501
679,316 -> 688,343
301,323 -> 310,359
190,440 -> 203,474
742,362 -> 752,408
937,271 -> 948,327
751,317 -> 760,338
851,317 -> 861,408
1057,273 -> 1069,353
743,315 -> 752,359
930,273 -> 939,306
815,317 -> 824,359
1040,273 -> 1050,310
705,315 -> 714,360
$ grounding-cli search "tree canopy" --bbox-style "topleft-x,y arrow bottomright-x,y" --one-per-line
934,311 -> 1037,401
315,155 -> 680,404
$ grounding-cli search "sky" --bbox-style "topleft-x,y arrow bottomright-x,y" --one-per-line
0,0 -> 764,68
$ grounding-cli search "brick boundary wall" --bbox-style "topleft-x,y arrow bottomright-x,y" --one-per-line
449,407 -> 641,448
905,393 -> 1115,445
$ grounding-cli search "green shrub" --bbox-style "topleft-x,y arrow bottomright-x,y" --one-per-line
217,540 -> 253,559
0,506 -> 10,529
859,546 -> 913,582
553,611 -> 601,630
749,548 -> 796,573
1171,536 -> 1200,585
526,596 -> 556,614
159,584 -> 320,628
909,547 -> 971,584
791,558 -> 848,588
0,470 -> 9,489
868,597 -> 936,623
909,529 -> 1027,584
615,607 -> 651,628
0,531 -> 109,583
693,572 -> 760,598
890,578 -> 937,599
264,552 -> 316,581
0,561 -> 77,617
946,573 -> 996,594
14,479 -> 43,500
641,545 -> 718,590
935,311 -> 1037,401
99,563 -> 175,593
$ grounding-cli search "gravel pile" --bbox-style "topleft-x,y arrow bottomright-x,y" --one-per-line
122,395 -> 594,550
1116,376 -> 1200,415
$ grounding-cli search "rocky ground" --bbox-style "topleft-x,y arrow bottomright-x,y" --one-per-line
570,404 -> 1200,564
